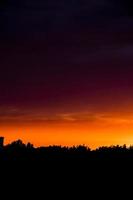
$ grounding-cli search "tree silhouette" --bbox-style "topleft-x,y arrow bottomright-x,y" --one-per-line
0,136 -> 133,164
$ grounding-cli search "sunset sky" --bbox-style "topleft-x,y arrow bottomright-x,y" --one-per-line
1,0 -> 133,148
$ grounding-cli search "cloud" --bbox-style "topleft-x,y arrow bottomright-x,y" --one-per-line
0,108 -> 95,123
0,106 -> 132,126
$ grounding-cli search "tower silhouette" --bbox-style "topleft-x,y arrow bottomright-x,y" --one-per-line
0,137 -> 4,148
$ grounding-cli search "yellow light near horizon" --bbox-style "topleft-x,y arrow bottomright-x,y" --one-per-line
0,119 -> 133,149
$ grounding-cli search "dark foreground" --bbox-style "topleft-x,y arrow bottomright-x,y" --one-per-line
0,140 -> 133,197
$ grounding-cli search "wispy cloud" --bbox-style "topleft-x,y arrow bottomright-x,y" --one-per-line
0,106 -> 133,126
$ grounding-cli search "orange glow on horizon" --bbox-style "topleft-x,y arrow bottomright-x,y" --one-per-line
1,116 -> 133,149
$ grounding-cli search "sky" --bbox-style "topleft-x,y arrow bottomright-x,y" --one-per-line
1,0 -> 133,148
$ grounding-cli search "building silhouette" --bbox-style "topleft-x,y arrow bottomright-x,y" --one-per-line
0,137 -> 4,148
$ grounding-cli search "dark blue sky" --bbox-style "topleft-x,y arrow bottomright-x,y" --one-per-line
1,0 -> 132,37
1,0 -> 133,114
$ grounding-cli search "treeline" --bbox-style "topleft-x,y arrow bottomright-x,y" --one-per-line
0,139 -> 133,162
1,138 -> 133,191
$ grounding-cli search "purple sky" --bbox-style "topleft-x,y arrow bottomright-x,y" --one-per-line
1,0 -> 133,118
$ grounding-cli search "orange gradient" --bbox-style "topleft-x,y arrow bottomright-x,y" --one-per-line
1,112 -> 133,149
